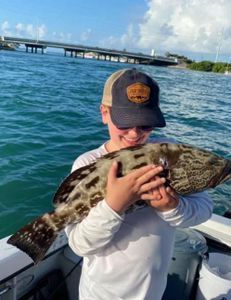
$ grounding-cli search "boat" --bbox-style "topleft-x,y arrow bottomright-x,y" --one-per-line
0,36 -> 18,51
0,42 -> 18,51
0,212 -> 231,300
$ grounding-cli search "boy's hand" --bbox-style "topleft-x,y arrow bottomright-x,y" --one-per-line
141,179 -> 179,212
105,161 -> 166,214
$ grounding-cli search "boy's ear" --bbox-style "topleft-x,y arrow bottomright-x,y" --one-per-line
100,104 -> 109,124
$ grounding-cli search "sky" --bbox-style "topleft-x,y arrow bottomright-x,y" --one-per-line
1,0 -> 231,62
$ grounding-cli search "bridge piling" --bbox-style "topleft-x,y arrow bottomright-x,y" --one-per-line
25,43 -> 45,54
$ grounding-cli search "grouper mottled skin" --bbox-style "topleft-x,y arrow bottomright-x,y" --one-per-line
7,143 -> 231,263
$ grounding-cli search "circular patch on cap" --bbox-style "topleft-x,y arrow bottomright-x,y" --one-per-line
126,83 -> 151,103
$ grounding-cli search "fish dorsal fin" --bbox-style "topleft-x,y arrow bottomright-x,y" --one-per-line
53,162 -> 97,206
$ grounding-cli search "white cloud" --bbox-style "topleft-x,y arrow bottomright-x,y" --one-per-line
120,24 -> 138,49
37,25 -> 47,39
52,31 -> 72,42
137,0 -> 231,54
25,24 -> 34,36
1,21 -> 10,31
15,23 -> 24,32
80,28 -> 92,42
1,21 -> 11,36
99,24 -> 141,52
99,35 -> 118,49
1,21 -> 47,39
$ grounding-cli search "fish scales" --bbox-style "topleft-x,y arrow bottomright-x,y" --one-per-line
7,143 -> 231,263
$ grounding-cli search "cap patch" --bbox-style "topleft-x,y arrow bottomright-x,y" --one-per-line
127,83 -> 150,103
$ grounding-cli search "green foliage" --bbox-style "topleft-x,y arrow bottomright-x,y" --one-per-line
212,63 -> 226,73
187,61 -> 214,72
187,61 -> 231,73
164,51 -> 230,73
224,64 -> 231,72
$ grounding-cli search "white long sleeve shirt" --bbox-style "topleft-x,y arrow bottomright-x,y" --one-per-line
65,138 -> 213,300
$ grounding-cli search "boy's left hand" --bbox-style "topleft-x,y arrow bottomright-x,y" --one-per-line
140,177 -> 179,212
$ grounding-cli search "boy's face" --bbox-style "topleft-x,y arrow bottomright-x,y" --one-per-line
101,105 -> 153,152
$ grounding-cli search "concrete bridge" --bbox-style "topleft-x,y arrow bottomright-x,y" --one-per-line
3,36 -> 178,67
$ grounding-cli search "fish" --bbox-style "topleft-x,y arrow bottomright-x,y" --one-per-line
7,143 -> 231,263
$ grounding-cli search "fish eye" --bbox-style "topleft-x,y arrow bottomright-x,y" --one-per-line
159,157 -> 168,168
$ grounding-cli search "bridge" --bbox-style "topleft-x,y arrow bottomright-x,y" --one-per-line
3,36 -> 178,67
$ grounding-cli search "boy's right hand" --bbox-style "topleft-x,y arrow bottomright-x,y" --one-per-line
105,161 -> 166,214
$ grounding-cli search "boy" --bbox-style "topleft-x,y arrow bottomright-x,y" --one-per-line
65,68 -> 213,300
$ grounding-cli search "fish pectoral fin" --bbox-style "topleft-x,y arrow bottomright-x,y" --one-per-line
53,162 -> 97,206
7,215 -> 58,264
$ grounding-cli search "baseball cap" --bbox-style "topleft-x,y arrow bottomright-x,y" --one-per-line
101,68 -> 166,128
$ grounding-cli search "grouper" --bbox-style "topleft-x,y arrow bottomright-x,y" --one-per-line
7,143 -> 231,263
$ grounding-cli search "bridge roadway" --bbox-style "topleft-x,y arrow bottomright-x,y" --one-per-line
3,36 -> 178,66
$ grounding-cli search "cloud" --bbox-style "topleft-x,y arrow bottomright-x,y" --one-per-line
1,21 -> 11,35
120,24 -> 139,50
80,28 -> 92,42
137,0 -> 231,54
1,21 -> 47,39
37,25 -> 47,39
99,24 -> 141,52
1,21 -> 10,31
52,31 -> 72,42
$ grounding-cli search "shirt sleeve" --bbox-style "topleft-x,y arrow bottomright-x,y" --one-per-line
65,199 -> 124,256
156,191 -> 213,227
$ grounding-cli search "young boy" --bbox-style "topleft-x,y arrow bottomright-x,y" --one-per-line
65,68 -> 213,300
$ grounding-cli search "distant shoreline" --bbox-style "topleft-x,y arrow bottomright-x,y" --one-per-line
169,61 -> 231,75
168,62 -> 187,69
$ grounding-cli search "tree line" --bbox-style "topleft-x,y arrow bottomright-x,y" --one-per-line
187,61 -> 231,73
165,52 -> 231,74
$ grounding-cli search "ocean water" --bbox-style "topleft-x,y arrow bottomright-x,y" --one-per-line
0,50 -> 230,238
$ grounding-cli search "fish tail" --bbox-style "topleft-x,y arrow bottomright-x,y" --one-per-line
7,214 -> 59,264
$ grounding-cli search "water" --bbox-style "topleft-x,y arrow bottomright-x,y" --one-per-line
0,50 -> 230,238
